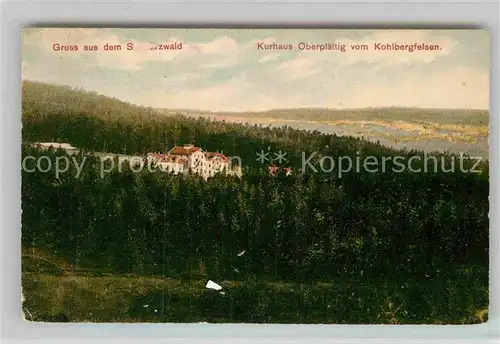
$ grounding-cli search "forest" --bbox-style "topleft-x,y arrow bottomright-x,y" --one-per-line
21,81 -> 489,324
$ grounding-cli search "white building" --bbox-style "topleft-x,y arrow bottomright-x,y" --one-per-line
168,144 -> 206,175
206,152 -> 230,178
148,144 -> 242,180
31,142 -> 80,155
147,153 -> 186,174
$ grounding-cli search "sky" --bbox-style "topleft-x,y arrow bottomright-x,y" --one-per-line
21,28 -> 490,111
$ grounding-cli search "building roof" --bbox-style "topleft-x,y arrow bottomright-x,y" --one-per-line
268,165 -> 292,176
168,144 -> 201,156
150,145 -> 229,163
206,152 -> 229,162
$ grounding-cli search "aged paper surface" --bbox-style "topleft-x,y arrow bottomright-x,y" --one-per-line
21,28 -> 489,323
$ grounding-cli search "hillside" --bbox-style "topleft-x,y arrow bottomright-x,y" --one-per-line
22,81 -> 489,165
21,81 -> 489,324
21,81 -> 422,167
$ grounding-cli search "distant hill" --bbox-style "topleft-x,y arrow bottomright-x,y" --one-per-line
22,81 -> 489,159
157,107 -> 489,127
21,81 -> 407,159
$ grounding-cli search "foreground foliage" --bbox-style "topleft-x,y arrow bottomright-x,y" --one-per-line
22,267 -> 488,324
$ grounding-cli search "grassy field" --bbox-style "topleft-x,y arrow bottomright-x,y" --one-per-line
22,252 -> 489,324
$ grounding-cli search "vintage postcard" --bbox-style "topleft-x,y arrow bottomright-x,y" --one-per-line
21,28 -> 489,324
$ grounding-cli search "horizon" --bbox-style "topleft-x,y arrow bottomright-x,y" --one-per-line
23,80 -> 490,113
